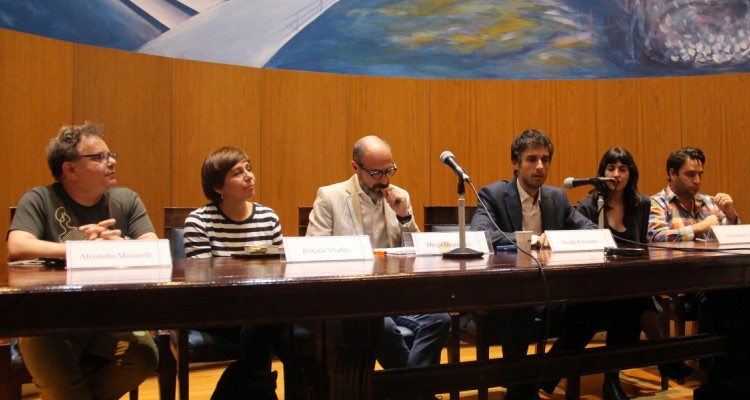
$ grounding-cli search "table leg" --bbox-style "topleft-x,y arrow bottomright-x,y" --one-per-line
329,318 -> 383,400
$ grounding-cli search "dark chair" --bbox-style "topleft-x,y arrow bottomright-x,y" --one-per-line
4,207 -> 141,400
162,207 -> 244,400
168,207 -> 328,400
0,338 -> 32,400
171,228 -> 186,259
298,206 -> 446,395
298,206 -> 312,236
423,205 -> 477,233
657,293 -> 700,388
164,207 -> 194,255
659,293 -> 699,338
423,206 -> 573,400
422,206 -> 476,399
424,206 -> 675,398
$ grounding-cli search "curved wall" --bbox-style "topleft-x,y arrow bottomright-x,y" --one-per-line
2,28 -> 749,262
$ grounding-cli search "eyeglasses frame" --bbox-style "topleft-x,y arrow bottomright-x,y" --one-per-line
78,151 -> 119,164
355,161 -> 397,180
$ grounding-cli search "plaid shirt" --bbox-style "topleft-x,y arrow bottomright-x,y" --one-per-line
648,185 -> 736,242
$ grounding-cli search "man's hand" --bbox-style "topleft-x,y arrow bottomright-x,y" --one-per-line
79,218 -> 123,240
538,232 -> 549,248
693,214 -> 720,235
712,193 -> 739,223
381,186 -> 409,217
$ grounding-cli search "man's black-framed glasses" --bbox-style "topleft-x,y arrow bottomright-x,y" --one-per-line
79,151 -> 118,164
356,161 -> 397,180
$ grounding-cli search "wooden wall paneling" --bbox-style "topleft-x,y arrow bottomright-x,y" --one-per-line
260,69 -> 348,236
72,45 -> 172,236
595,77 -> 682,197
680,73 -> 750,218
0,29 -> 73,263
346,75 -> 431,227
513,80 -> 598,203
171,59 -> 261,209
429,79 -> 515,206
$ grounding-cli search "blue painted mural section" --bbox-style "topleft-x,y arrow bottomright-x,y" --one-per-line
1,0 -> 748,79
0,0 -> 162,50
267,0 -> 750,79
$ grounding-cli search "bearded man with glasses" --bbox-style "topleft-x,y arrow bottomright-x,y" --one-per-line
7,121 -> 158,400
306,135 -> 450,400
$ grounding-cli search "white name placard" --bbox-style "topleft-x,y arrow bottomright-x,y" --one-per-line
65,239 -> 172,269
67,265 -> 172,284
710,225 -> 750,244
411,254 -> 489,271
545,229 -> 616,252
544,251 -> 606,265
282,235 -> 374,263
284,260 -> 374,278
410,231 -> 491,255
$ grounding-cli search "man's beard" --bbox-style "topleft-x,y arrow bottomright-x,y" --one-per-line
361,181 -> 388,202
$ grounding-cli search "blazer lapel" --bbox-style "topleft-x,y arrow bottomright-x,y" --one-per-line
345,175 -> 365,233
540,186 -> 557,230
505,178 -> 524,232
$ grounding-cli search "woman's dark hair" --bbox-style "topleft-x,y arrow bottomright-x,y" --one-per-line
594,146 -> 641,211
201,146 -> 250,203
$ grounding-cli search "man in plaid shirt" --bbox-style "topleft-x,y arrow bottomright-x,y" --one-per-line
648,147 -> 739,242
649,147 -> 749,400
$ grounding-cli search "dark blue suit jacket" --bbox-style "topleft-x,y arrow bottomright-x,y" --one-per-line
470,178 -> 597,246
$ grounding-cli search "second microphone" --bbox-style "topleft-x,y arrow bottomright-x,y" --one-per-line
440,151 -> 471,182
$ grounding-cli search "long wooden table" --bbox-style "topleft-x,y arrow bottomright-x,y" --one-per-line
2,244 -> 750,398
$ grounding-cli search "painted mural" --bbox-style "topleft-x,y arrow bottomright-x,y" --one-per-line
1,0 -> 748,79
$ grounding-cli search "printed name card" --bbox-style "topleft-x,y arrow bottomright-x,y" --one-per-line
283,236 -> 374,263
284,260 -> 375,278
410,231 -> 491,255
544,251 -> 606,265
545,229 -> 616,252
711,225 -> 750,244
65,239 -> 172,269
67,265 -> 172,285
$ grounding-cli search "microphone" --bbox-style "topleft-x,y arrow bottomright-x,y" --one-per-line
440,151 -> 471,182
563,177 -> 616,189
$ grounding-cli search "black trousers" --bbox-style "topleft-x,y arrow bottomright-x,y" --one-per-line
695,288 -> 750,400
539,297 -> 647,394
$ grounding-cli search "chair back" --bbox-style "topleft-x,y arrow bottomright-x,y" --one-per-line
298,206 -> 313,236
164,207 -> 195,260
423,206 -> 477,232
171,228 -> 187,259
164,207 -> 194,238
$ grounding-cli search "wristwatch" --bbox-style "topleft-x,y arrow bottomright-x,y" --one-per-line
396,213 -> 413,224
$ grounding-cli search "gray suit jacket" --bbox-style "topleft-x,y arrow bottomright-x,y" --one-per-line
306,175 -> 419,248
470,178 -> 597,246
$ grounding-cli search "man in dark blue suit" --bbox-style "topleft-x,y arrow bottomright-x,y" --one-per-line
470,128 -> 596,247
470,128 -> 597,400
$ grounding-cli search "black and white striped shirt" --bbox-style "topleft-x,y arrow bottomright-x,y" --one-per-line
184,202 -> 282,258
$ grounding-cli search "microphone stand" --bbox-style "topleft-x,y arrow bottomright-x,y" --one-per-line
444,177 -> 484,259
592,183 -> 608,229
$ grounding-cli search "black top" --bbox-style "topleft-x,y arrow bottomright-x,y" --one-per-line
575,192 -> 651,244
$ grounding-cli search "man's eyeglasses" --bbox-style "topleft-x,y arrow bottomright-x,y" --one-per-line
79,151 -> 118,164
356,162 -> 397,180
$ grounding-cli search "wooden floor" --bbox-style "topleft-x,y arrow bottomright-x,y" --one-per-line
21,342 -> 702,400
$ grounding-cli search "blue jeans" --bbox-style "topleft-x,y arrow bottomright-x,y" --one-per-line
377,313 -> 451,369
